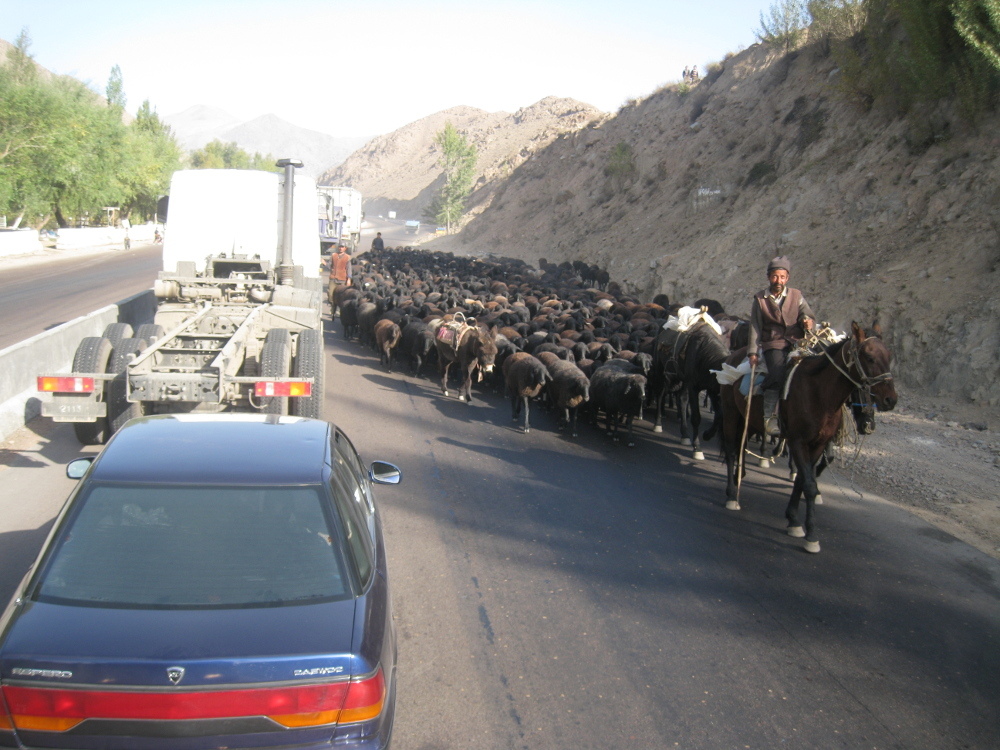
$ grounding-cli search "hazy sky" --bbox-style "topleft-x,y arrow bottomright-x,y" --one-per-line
2,0 -> 766,138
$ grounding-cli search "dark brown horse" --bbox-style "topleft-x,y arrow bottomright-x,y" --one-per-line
720,322 -> 897,553
433,322 -> 499,404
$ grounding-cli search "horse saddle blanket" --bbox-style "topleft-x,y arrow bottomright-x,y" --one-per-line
435,321 -> 470,354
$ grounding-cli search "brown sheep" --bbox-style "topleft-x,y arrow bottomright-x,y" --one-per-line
503,352 -> 551,433
374,319 -> 402,372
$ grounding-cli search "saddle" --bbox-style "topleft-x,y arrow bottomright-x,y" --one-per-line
434,312 -> 472,357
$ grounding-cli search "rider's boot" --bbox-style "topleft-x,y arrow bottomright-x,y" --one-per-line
762,389 -> 781,437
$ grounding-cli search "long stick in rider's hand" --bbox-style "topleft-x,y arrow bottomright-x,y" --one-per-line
736,357 -> 757,503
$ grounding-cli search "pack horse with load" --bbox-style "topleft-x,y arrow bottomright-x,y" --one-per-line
37,159 -> 326,444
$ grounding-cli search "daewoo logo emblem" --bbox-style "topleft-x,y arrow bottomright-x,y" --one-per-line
167,666 -> 185,685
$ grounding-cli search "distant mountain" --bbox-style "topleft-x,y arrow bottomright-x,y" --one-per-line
322,97 -> 605,220
163,106 -> 370,177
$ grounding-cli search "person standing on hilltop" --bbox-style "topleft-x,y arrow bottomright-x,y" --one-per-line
371,231 -> 385,252
746,256 -> 816,436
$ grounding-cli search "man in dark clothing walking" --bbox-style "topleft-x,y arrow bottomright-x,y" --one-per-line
371,232 -> 385,252
746,256 -> 816,436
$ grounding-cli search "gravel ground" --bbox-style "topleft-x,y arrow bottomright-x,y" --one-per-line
811,386 -> 1000,560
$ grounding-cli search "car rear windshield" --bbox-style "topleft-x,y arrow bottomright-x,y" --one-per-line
35,483 -> 349,608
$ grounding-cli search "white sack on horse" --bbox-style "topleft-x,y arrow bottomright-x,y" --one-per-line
664,306 -> 723,336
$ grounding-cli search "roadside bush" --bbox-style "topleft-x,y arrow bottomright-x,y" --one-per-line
604,142 -> 637,186
745,160 -> 778,187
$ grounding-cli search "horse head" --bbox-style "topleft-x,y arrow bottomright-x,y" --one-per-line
850,321 -> 897,413
475,326 -> 499,374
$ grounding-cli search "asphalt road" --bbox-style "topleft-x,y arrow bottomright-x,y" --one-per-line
0,243 -> 161,350
2,301 -> 997,749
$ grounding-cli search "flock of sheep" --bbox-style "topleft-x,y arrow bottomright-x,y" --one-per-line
331,247 -> 735,448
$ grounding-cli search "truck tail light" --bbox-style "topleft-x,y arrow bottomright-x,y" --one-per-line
254,381 -> 312,398
0,668 -> 384,732
37,377 -> 95,393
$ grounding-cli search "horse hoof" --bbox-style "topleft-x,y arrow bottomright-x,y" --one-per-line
653,425 -> 663,433
789,471 -> 797,482
681,438 -> 692,447
758,459 -> 770,469
725,500 -> 740,511
804,540 -> 821,554
443,390 -> 450,397
692,451 -> 705,461
523,427 -> 530,434
787,526 -> 805,538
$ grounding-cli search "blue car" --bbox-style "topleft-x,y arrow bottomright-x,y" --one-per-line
0,414 -> 400,749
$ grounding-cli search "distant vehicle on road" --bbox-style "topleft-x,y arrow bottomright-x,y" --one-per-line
318,186 -> 363,253
0,413 -> 401,750
405,220 -> 420,235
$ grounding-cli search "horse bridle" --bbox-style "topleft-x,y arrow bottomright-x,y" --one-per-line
822,336 -> 893,405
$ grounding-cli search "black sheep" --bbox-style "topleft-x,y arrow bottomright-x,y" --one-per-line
544,359 -> 590,437
589,363 -> 647,447
503,352 -> 550,434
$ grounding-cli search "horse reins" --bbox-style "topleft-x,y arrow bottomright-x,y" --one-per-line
819,335 -> 893,410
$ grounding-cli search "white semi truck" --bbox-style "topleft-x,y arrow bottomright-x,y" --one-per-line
38,159 -> 326,444
317,185 -> 362,253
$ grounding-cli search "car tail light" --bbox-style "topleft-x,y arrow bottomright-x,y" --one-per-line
1,667 -> 385,732
37,376 -> 95,393
254,381 -> 312,397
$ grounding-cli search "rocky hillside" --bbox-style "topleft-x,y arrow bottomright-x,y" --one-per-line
429,43 -> 999,416
320,97 -> 605,220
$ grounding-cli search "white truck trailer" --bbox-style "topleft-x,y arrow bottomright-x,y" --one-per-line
317,185 -> 362,253
38,159 -> 326,444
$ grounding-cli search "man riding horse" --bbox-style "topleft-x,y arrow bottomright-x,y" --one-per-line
746,256 -> 816,437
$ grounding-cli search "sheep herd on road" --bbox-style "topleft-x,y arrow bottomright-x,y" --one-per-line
331,247 -> 739,451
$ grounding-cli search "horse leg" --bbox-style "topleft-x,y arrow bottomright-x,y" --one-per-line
690,387 -> 704,460
440,358 -> 452,397
786,442 -> 822,553
652,384 -> 665,433
460,362 -> 476,403
677,389 -> 692,446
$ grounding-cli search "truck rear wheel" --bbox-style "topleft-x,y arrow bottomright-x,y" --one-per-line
291,329 -> 325,420
107,337 -> 148,437
260,329 -> 291,415
102,323 -> 134,352
70,337 -> 114,445
135,323 -> 165,346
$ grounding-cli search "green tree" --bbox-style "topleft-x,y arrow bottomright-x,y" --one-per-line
121,100 -> 181,219
425,122 -> 477,232
835,0 -> 1000,117
756,0 -> 811,53
1,40 -> 181,228
952,0 -> 1000,71
604,141 -> 637,192
808,0 -> 869,42
106,64 -> 126,112
7,28 -> 37,84
189,140 -> 277,171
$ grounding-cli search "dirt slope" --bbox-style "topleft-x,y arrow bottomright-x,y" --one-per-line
319,97 -> 605,220
430,42 -> 999,421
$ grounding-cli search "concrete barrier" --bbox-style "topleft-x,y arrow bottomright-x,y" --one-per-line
0,229 -> 43,258
0,290 -> 157,441
56,223 -> 160,250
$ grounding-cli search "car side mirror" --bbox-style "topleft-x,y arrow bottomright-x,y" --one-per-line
66,457 -> 95,480
369,461 -> 401,485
